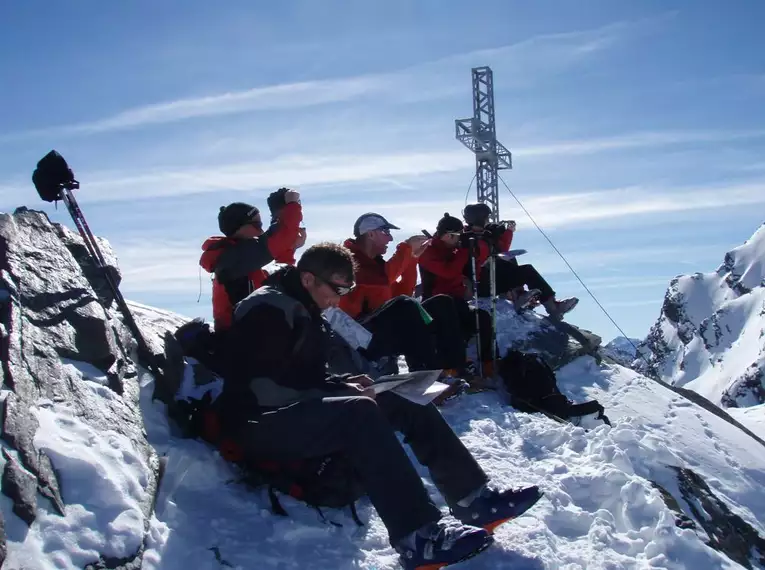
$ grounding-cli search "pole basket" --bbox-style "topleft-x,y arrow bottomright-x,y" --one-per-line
32,150 -> 79,203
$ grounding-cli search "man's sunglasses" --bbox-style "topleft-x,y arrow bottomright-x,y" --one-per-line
317,275 -> 354,296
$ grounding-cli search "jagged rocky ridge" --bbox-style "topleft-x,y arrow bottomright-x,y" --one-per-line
637,223 -> 765,415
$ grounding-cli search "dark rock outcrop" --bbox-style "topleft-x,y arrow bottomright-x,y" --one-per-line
0,208 -> 162,567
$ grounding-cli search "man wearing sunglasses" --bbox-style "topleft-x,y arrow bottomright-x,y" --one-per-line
199,190 -> 302,331
220,242 -> 542,570
418,212 -> 496,379
339,213 -> 443,372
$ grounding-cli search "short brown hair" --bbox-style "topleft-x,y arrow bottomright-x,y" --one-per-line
297,242 -> 356,282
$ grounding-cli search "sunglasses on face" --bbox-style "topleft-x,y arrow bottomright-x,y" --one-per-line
317,275 -> 354,296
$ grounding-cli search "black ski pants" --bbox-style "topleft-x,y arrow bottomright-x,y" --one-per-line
451,298 -> 494,364
479,258 -> 555,302
361,295 -> 454,370
235,392 -> 488,543
420,295 -> 469,369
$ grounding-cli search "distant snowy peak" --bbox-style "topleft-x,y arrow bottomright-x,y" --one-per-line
638,223 -> 765,430
603,336 -> 641,366
718,222 -> 765,294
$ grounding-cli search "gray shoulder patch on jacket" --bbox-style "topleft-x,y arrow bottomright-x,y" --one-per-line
233,286 -> 308,326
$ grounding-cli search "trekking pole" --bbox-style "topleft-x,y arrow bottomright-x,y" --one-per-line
489,242 -> 498,372
468,236 -> 483,378
32,150 -> 169,400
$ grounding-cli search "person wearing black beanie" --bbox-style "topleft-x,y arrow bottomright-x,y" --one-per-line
199,189 -> 303,331
417,213 -> 495,382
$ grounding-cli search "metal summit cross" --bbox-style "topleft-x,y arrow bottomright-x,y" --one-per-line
455,66 -> 512,223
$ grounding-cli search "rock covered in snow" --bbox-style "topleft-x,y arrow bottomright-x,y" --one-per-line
0,208 -> 162,568
637,223 -> 765,428
602,336 -> 641,366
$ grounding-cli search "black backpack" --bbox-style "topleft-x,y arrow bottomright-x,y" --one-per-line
498,350 -> 611,426
171,319 -> 366,524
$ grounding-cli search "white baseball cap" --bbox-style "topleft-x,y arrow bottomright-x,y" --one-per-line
353,213 -> 400,237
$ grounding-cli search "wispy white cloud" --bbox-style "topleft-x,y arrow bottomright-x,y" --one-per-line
0,17 -> 656,142
516,129 -> 765,159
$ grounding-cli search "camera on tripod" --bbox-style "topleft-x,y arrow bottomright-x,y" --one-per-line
32,150 -> 79,202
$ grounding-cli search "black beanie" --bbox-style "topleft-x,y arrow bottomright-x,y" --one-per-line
436,212 -> 464,234
218,202 -> 260,236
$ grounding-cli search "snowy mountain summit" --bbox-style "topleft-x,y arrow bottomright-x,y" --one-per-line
1,208 -> 764,569
638,223 -> 765,438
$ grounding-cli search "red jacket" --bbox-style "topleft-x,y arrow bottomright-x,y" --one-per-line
199,202 -> 302,330
418,238 -> 471,299
473,226 -> 514,267
339,238 -> 416,319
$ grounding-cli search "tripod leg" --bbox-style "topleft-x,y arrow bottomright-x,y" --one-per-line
489,253 -> 498,372
470,239 -> 483,378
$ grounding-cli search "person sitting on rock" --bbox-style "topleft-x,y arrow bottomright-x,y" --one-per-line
417,212 -> 496,379
218,242 -> 543,570
462,203 -> 578,320
339,213 -> 466,376
199,190 -> 302,331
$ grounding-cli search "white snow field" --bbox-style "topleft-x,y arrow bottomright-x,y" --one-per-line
3,301 -> 765,570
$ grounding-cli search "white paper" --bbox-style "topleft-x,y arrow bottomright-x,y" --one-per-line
371,370 -> 448,405
323,307 -> 373,350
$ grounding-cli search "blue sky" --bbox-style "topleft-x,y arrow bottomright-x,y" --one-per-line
2,0 -> 764,340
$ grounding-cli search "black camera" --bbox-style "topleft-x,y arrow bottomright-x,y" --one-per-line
32,150 -> 78,202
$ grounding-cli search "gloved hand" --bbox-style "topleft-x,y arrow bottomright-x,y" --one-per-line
484,223 -> 507,241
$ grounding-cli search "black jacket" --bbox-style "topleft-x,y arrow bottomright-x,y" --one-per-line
220,267 -> 356,421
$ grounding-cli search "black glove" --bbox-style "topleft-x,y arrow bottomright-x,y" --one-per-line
484,223 -> 507,242
267,187 -> 289,214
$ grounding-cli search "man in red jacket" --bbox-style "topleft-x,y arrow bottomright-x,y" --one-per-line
339,213 -> 468,375
418,213 -> 495,378
462,203 -> 578,319
199,190 -> 302,331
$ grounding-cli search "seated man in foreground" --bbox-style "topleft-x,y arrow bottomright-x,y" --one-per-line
219,242 -> 542,570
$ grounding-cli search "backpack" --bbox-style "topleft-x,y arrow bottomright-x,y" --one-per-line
498,350 -> 611,426
171,318 -> 366,524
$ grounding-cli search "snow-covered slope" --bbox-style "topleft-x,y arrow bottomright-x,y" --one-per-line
3,209 -> 765,569
140,304 -> 765,570
639,223 -> 765,438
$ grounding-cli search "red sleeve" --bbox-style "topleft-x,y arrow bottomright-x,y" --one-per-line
499,230 -> 514,252
418,244 -> 470,278
384,242 -> 413,283
274,247 -> 296,265
392,262 -> 417,297
266,202 -> 302,260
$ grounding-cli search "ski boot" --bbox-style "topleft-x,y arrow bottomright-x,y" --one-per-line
395,519 -> 493,570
